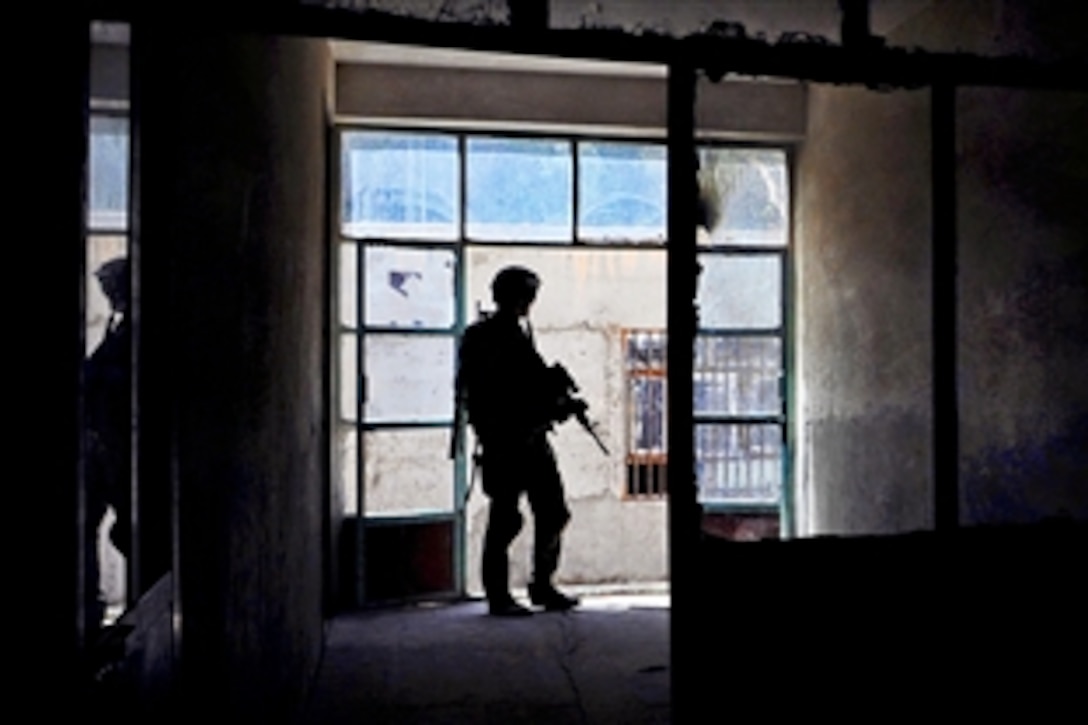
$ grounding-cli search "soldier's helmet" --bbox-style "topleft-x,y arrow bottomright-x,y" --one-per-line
491,265 -> 540,309
95,256 -> 130,309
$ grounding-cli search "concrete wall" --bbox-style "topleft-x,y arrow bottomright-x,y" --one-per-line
139,29 -> 330,720
943,2 -> 1088,523
956,85 -> 1088,522
464,247 -> 669,592
796,0 -> 1088,534
796,85 -> 934,535
90,40 -> 128,105
337,60 -> 806,140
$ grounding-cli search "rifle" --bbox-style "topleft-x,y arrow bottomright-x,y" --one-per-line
548,363 -> 610,456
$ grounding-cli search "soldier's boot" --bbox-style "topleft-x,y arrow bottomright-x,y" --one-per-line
528,581 -> 579,611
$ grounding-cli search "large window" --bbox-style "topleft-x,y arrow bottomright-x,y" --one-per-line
337,128 -> 790,535
341,131 -> 668,247
618,148 -> 790,507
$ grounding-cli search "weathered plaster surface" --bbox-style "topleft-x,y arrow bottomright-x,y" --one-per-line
797,0 -> 1088,533
142,30 -> 330,718
797,83 -> 934,535
957,85 -> 1088,522
893,1 -> 1088,523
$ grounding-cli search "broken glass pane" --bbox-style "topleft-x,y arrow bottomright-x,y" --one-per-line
341,130 -> 459,240
697,148 -> 788,247
364,245 -> 457,328
466,137 -> 573,242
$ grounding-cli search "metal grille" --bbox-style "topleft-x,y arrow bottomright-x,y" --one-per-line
694,336 -> 781,417
694,335 -> 783,504
624,329 -> 667,498
695,424 -> 781,504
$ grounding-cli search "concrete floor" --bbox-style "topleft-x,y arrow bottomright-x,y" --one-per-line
302,586 -> 671,724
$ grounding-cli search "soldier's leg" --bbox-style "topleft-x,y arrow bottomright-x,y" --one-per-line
528,483 -> 570,584
526,443 -> 577,610
482,491 -> 526,611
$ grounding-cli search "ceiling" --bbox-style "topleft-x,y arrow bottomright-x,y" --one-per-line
92,0 -> 938,74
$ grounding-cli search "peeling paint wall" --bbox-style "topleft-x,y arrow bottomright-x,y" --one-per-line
888,0 -> 1088,525
796,84 -> 934,535
956,87 -> 1088,522
797,0 -> 1088,534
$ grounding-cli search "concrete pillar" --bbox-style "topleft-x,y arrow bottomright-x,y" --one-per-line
30,7 -> 88,710
136,25 -> 329,719
796,84 -> 935,536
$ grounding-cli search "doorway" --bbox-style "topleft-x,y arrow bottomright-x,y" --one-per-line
333,113 -> 795,606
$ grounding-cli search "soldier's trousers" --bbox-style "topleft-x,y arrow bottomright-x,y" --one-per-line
481,438 -> 571,602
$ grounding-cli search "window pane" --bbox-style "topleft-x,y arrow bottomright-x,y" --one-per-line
467,137 -> 572,242
697,148 -> 788,247
697,254 -> 781,329
339,243 -> 358,329
364,428 -> 455,515
364,334 -> 454,423
629,377 -> 666,454
696,424 -> 782,505
89,115 -> 129,231
338,405 -> 457,516
364,246 -> 456,329
341,131 -> 459,240
624,329 -> 667,371
579,142 -> 666,243
338,426 -> 358,515
340,333 -> 358,422
694,336 -> 782,416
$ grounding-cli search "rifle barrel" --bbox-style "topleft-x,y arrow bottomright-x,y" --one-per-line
575,411 -> 610,456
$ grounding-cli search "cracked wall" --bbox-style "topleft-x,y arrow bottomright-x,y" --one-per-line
796,83 -> 935,535
796,0 -> 1088,534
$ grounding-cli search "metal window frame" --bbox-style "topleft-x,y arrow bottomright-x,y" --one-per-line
334,122 -> 797,600
690,141 -> 792,519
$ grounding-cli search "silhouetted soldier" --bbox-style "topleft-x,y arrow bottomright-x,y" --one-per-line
455,266 -> 584,616
84,256 -> 131,636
